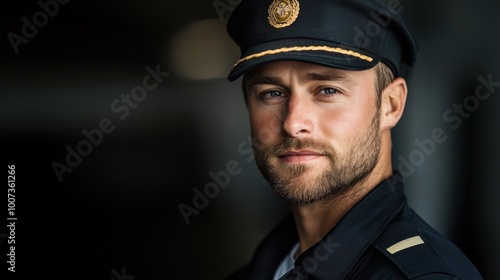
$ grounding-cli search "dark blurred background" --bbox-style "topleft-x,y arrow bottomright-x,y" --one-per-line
1,0 -> 499,279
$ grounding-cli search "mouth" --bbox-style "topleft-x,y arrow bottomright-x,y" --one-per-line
278,150 -> 325,163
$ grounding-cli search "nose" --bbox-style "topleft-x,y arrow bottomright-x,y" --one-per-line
282,94 -> 314,137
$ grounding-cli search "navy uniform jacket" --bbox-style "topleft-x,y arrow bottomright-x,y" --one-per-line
227,174 -> 483,280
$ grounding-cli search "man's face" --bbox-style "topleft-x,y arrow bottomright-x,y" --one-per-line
244,61 -> 382,205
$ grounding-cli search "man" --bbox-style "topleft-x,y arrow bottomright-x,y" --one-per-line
225,0 -> 483,279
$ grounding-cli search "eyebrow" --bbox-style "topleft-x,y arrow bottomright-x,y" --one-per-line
246,75 -> 282,87
305,70 -> 351,82
246,70 -> 352,85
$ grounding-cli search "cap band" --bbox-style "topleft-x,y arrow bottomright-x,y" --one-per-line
234,45 -> 374,67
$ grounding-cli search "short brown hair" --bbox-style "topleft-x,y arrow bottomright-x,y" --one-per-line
374,62 -> 395,108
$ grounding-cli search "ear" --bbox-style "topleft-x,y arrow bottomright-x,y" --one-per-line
380,77 -> 407,130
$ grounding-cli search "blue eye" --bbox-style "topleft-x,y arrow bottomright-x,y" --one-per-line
262,90 -> 285,98
258,90 -> 287,104
320,88 -> 338,95
267,91 -> 283,97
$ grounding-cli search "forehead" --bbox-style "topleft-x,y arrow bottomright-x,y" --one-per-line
244,60 -> 376,86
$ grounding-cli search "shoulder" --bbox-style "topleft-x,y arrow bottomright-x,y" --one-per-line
370,206 -> 483,280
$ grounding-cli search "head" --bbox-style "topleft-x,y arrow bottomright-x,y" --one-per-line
243,60 -> 406,204
226,0 -> 417,204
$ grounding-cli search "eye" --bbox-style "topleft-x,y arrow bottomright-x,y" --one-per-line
259,90 -> 287,101
264,90 -> 285,98
319,88 -> 339,95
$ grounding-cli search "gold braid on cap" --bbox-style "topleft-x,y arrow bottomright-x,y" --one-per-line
234,46 -> 374,67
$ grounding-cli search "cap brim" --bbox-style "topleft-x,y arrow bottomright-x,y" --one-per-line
227,38 -> 380,81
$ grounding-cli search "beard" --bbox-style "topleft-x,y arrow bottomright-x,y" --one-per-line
253,113 -> 381,205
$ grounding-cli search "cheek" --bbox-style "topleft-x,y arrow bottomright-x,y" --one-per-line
249,108 -> 284,146
317,104 -> 349,131
319,101 -> 375,145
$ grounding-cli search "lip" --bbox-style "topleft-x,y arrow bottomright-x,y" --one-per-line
278,150 -> 324,163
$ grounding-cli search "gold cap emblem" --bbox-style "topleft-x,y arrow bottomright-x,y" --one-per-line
268,0 -> 300,28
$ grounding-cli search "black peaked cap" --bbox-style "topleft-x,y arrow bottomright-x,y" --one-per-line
226,0 -> 418,81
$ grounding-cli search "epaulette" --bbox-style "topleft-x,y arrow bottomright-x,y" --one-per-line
373,218 -> 456,279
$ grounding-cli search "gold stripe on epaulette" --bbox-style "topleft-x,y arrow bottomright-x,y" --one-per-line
234,46 -> 374,67
386,236 -> 425,254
